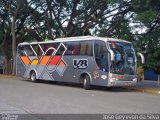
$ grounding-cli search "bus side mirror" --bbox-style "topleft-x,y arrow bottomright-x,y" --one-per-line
137,52 -> 145,64
109,49 -> 115,61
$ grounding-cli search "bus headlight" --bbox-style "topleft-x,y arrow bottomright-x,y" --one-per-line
110,78 -> 116,82
101,75 -> 107,80
132,78 -> 137,82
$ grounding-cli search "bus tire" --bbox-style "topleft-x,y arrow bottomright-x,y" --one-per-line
30,71 -> 38,83
83,74 -> 91,90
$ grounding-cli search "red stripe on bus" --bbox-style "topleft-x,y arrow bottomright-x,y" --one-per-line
49,56 -> 61,65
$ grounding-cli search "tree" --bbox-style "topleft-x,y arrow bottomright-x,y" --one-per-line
0,1 -> 13,73
0,0 -> 142,74
0,0 -> 28,74
132,0 -> 160,75
1,0 -> 159,77
29,0 -> 135,37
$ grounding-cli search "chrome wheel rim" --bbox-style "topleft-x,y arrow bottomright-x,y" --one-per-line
84,78 -> 87,86
31,73 -> 35,81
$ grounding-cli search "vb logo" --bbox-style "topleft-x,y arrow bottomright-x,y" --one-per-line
73,59 -> 88,69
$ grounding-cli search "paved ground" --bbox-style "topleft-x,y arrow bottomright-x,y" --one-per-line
139,80 -> 160,88
0,75 -> 160,116
125,80 -> 160,94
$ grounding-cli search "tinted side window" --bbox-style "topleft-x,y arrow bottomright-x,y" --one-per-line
18,45 -> 35,56
65,42 -> 74,55
55,43 -> 66,55
40,44 -> 55,56
31,44 -> 43,56
65,41 -> 81,55
72,42 -> 80,55
18,45 -> 26,56
79,41 -> 93,56
64,41 -> 93,56
94,40 -> 108,72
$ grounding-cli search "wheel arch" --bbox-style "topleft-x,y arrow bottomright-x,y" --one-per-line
79,71 -> 92,84
30,69 -> 38,79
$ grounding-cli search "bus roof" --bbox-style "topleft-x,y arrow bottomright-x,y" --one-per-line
18,36 -> 131,45
55,36 -> 131,43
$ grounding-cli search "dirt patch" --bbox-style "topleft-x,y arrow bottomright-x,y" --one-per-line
0,74 -> 16,78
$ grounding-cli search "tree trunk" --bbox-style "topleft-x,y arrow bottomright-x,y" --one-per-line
11,17 -> 17,75
0,32 -> 12,74
3,57 -> 11,74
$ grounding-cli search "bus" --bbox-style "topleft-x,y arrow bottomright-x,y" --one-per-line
16,36 -> 144,89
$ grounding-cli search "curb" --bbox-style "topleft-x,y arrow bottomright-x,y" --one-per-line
125,87 -> 160,94
0,74 -> 16,78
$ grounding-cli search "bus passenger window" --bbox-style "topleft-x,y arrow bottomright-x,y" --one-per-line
86,41 -> 93,56
31,44 -> 43,56
80,42 -> 87,55
79,41 -> 93,56
18,45 -> 26,56
65,42 -> 73,55
42,44 -> 55,55
55,43 -> 66,55
73,42 -> 80,55
94,40 -> 108,72
24,45 -> 34,56
41,44 -> 48,53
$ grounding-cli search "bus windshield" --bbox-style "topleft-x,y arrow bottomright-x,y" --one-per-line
108,41 -> 136,75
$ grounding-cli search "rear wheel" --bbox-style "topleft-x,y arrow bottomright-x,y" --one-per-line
30,71 -> 38,83
83,75 -> 91,90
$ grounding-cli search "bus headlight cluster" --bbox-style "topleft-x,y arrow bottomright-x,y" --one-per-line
110,78 -> 116,82
132,78 -> 137,82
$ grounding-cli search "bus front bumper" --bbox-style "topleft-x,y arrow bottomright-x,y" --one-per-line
108,74 -> 138,87
108,80 -> 137,87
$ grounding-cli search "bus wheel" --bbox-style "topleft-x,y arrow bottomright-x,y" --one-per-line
30,71 -> 37,83
83,75 -> 91,90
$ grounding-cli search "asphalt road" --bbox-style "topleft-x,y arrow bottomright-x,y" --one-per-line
0,76 -> 160,114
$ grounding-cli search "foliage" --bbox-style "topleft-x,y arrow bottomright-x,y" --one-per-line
132,0 -> 160,74
0,0 -> 160,74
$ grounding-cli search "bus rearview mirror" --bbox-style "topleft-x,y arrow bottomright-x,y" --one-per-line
109,49 -> 115,61
137,52 -> 145,64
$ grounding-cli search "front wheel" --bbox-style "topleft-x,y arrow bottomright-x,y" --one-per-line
30,71 -> 38,83
83,75 -> 91,90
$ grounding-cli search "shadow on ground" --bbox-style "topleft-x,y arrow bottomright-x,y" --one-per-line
21,79 -> 135,93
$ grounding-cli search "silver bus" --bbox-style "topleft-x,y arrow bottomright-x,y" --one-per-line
16,36 -> 144,89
